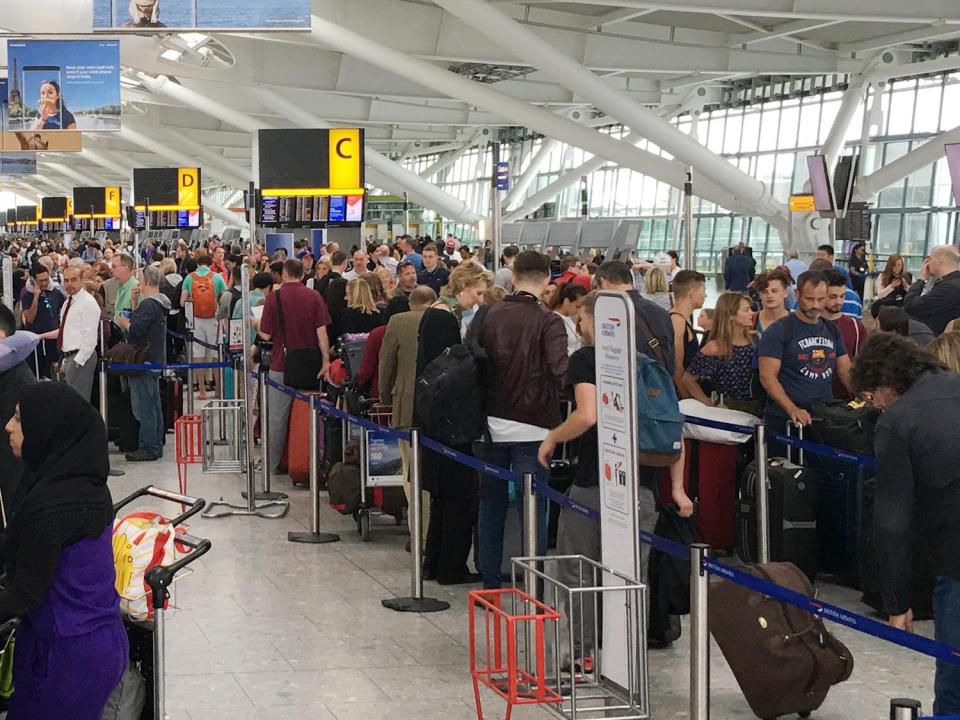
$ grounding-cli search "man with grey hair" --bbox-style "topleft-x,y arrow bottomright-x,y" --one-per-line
904,244 -> 960,336
117,265 -> 170,461
785,247 -> 808,285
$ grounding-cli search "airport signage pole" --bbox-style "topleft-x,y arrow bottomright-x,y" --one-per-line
491,141 -> 505,272
684,169 -> 694,270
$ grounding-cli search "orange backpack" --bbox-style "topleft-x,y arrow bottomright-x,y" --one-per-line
190,271 -> 217,318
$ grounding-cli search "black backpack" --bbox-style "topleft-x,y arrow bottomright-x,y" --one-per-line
414,311 -> 488,447
647,504 -> 701,648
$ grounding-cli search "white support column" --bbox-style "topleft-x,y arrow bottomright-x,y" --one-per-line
248,86 -> 483,224
305,16 -> 764,226
80,147 -> 134,177
503,137 -> 558,211
119,126 -> 249,190
153,130 -> 252,186
857,122 -> 960,201
203,202 -> 247,229
820,68 -> 876,174
31,174 -> 73,196
432,0 -> 785,221
43,162 -> 104,188
135,72 -> 271,134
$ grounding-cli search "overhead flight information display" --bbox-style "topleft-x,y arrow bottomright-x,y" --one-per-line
133,209 -> 201,231
132,167 -> 202,229
259,194 -> 364,227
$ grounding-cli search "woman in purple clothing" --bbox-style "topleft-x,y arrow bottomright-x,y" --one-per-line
2,382 -> 126,719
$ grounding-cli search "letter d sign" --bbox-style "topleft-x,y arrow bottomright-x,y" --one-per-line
178,168 -> 199,207
328,129 -> 362,190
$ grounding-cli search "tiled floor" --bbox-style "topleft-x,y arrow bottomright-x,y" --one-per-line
110,432 -> 936,720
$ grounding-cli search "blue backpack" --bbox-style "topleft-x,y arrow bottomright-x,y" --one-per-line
635,315 -> 683,467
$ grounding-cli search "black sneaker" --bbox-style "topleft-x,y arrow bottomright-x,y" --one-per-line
125,450 -> 159,462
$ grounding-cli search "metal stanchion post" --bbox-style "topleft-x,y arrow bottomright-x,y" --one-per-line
101,327 -> 125,477
216,343 -> 227,443
522,472 -> 538,672
890,699 -> 921,720
185,330 -> 195,416
382,428 -> 450,613
289,395 -> 340,544
242,369 -> 287,502
690,543 -> 710,720
153,602 -> 166,720
754,424 -> 771,564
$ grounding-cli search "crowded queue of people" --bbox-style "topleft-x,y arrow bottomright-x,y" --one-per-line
0,230 -> 959,716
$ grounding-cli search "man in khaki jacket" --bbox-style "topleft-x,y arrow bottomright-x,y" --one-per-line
379,285 -> 438,540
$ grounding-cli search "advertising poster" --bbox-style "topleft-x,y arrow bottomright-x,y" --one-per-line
265,232 -> 294,258
0,80 -> 37,176
365,430 -> 404,486
5,40 -> 122,132
310,228 -> 325,258
93,0 -> 311,30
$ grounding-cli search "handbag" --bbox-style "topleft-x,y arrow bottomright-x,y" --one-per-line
275,288 -> 322,391
105,341 -> 150,377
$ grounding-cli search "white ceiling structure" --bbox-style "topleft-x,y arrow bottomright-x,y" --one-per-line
2,0 -> 960,236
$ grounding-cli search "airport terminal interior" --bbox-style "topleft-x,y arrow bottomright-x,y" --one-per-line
0,0 -> 958,718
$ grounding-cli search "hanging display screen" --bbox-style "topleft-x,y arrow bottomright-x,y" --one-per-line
132,209 -> 201,230
258,194 -> 364,228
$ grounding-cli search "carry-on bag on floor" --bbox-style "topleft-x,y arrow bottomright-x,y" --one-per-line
159,375 -> 183,433
110,389 -> 141,453
678,438 -> 737,551
709,561 -> 854,720
738,457 -> 818,582
286,393 -> 323,486
807,399 -> 880,456
807,454 -> 869,586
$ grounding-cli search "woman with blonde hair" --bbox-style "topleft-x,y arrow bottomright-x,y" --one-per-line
435,262 -> 492,334
681,292 -> 760,415
337,278 -> 385,336
374,265 -> 396,294
641,266 -> 671,310
927,331 -> 960,373
361,271 -> 388,309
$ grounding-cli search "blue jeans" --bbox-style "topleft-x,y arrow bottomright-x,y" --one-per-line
934,576 -> 960,716
474,441 -> 550,589
129,373 -> 164,458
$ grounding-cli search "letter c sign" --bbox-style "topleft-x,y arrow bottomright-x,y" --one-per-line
328,129 -> 362,190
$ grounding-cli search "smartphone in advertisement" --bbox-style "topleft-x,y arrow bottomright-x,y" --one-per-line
20,66 -> 63,132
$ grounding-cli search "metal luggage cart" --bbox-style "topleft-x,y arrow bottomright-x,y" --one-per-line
357,403 -> 406,541
113,486 -> 212,720
505,555 -> 650,720
200,399 -> 247,473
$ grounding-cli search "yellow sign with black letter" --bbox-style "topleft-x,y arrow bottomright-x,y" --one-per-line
178,168 -> 199,208
105,186 -> 121,216
329,129 -> 361,191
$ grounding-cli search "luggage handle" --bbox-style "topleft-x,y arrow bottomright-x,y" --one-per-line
112,485 -> 206,527
786,422 -> 804,466
144,537 -> 212,613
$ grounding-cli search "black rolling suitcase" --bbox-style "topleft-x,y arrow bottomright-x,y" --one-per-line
109,388 -> 140,453
808,455 -> 868,586
159,375 -> 184,432
738,423 -> 818,582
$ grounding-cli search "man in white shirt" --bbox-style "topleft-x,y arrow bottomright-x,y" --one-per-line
343,249 -> 370,281
49,266 -> 101,402
785,248 -> 808,285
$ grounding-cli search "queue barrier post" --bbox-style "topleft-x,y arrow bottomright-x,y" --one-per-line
185,330 -> 195,417
754,424 -> 771,565
522,471 -> 538,674
890,699 -> 921,720
690,542 -> 710,720
216,342 -> 227,443
243,369 -> 287,503
99,328 -> 109,427
382,428 -> 450,614
288,394 -> 340,545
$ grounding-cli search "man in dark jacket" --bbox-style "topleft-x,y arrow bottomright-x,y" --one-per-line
904,244 -> 960,336
723,246 -> 756,292
117,266 -> 170,462
0,305 -> 37,509
851,332 -> 960,716
473,250 -> 568,589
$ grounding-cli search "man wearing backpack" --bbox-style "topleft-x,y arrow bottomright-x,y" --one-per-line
180,253 -> 228,401
472,251 -> 568,589
758,270 -> 853,446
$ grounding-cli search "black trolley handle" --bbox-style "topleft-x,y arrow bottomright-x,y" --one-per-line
112,486 -> 206,526
145,536 -> 212,612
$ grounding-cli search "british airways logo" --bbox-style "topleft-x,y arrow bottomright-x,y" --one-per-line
601,316 -> 622,338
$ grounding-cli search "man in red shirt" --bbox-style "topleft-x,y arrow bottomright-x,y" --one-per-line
824,269 -> 866,402
210,246 -> 229,285
259,259 -> 332,474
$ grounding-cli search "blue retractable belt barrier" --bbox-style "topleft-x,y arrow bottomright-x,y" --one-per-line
769,430 -> 876,468
108,361 -> 231,372
681,415 -> 757,436
703,557 -> 960,667
255,374 -> 960,667
166,328 -> 222,352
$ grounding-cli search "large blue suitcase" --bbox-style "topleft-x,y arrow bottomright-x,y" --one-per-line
807,455 -> 870,586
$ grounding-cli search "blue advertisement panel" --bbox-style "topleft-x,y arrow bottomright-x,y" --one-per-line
365,430 -> 404,486
5,40 -> 121,132
93,0 -> 310,30
265,232 -> 294,258
310,228 -> 325,258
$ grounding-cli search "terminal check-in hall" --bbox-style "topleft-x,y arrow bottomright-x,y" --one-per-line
0,0 -> 959,718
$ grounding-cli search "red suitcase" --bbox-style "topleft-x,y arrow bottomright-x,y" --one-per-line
285,393 -> 323,485
669,438 -> 737,550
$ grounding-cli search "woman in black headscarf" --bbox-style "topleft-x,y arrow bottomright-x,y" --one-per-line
2,383 -> 126,719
